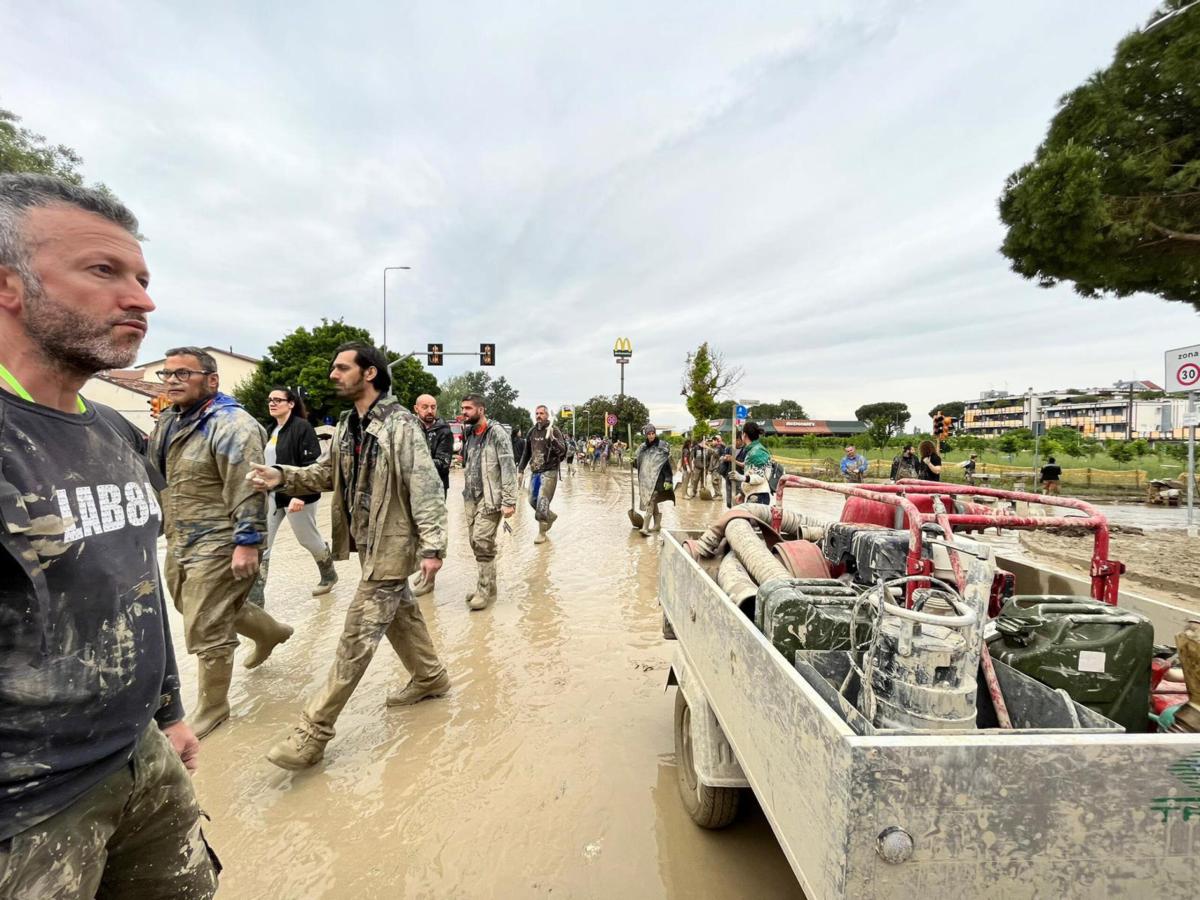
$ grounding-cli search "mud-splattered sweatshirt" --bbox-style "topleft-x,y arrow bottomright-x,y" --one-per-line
0,391 -> 183,842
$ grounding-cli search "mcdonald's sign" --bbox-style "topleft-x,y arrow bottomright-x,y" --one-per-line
613,337 -> 632,359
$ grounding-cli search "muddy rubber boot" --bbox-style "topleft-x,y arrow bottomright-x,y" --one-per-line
468,561 -> 497,611
246,559 -> 270,608
236,603 -> 294,669
267,727 -> 327,770
650,510 -> 662,532
312,547 -> 338,596
192,652 -> 235,739
533,530 -> 547,545
386,670 -> 451,707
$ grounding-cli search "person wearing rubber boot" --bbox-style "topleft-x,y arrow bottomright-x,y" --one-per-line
0,174 -> 218,896
148,347 -> 294,739
248,343 -> 449,770
248,385 -> 338,608
517,404 -> 567,545
460,393 -> 517,609
635,425 -> 673,536
410,393 -> 453,597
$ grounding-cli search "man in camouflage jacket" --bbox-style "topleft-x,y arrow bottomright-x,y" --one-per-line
249,343 -> 448,769
147,347 -> 294,740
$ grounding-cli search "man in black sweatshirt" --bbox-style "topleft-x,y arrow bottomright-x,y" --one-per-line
517,404 -> 567,545
0,174 -> 218,896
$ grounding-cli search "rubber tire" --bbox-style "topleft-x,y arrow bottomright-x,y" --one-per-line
674,689 -> 741,829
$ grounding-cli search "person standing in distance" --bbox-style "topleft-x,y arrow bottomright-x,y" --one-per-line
517,404 -> 567,545
460,393 -> 517,609
917,440 -> 942,482
249,386 -> 337,605
248,343 -> 449,769
840,445 -> 868,483
635,424 -> 673,535
0,174 -> 218,896
411,393 -> 453,596
147,347 -> 294,739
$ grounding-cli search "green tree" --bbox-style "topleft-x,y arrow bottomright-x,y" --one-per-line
234,319 -> 439,422
1108,442 -> 1135,468
927,401 -> 966,420
436,370 -> 532,433
569,394 -> 650,440
1,107 -> 85,181
996,433 -> 1023,461
854,402 -> 911,449
752,399 -> 807,420
1129,438 -> 1151,458
681,342 -> 742,437
998,2 -> 1200,312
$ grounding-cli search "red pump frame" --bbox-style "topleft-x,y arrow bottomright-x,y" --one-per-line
771,476 -> 1124,605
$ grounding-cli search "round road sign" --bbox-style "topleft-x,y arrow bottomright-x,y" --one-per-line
1178,362 -> 1200,388
606,414 -> 618,426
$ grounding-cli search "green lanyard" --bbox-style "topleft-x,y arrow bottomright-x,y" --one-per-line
0,363 -> 87,413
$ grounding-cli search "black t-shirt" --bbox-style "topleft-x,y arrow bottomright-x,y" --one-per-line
0,392 -> 182,841
1041,464 -> 1062,482
919,452 -> 943,482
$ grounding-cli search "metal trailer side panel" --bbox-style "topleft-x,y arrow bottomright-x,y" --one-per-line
843,736 -> 1200,899
660,531 -> 859,898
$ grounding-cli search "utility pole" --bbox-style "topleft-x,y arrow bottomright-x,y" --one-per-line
382,265 -> 411,348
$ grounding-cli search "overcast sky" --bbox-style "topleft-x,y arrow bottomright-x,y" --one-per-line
3,1 -> 1195,429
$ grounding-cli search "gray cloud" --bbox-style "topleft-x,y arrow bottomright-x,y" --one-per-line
2,0 -> 1191,430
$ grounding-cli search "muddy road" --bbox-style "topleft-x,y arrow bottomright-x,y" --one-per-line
169,465 -> 802,899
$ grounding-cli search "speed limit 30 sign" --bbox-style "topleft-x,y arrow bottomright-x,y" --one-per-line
1166,344 -> 1200,392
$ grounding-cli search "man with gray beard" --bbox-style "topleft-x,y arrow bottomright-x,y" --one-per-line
0,174 -> 218,897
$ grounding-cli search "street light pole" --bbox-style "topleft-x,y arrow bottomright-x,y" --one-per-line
382,265 -> 411,348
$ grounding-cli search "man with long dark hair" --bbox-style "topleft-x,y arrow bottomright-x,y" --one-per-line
249,342 -> 449,769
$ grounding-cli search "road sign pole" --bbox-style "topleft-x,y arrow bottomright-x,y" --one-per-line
1189,391 -> 1196,537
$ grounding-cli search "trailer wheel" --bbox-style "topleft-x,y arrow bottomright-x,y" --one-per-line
674,690 -> 740,829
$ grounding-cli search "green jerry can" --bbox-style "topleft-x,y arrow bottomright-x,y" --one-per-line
988,595 -> 1154,733
757,578 -> 870,661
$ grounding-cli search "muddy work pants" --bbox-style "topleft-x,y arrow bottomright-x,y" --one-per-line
464,499 -> 501,603
301,577 -> 445,742
165,544 -> 283,662
0,725 -> 218,900
528,469 -> 559,533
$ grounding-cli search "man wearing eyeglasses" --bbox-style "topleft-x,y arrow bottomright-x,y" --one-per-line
147,348 -> 294,740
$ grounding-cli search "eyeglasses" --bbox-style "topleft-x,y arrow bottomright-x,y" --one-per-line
156,369 -> 213,383
267,397 -> 290,405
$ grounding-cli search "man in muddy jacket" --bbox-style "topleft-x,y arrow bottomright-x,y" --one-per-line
249,342 -> 449,769
460,393 -> 518,609
147,347 -> 294,740
517,404 -> 567,544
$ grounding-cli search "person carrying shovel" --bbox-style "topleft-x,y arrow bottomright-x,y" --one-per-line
633,424 -> 673,536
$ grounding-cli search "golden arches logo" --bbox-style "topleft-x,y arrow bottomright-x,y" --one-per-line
613,337 -> 632,358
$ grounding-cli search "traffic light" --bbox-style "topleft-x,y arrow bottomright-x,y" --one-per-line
933,412 -> 944,436
480,343 -> 495,366
427,343 -> 443,366
943,416 -> 956,437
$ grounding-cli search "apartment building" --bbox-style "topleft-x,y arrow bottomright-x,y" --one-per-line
961,381 -> 1190,440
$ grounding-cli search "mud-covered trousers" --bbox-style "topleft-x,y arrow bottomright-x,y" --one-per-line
529,469 -> 559,533
0,724 -> 218,900
300,572 -> 446,742
464,499 -> 502,603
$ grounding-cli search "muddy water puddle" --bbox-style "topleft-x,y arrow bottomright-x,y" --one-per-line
168,467 -> 802,899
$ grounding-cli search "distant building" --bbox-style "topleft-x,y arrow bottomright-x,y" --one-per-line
961,381 -> 1188,440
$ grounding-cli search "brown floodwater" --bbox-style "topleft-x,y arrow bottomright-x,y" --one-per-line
169,464 -> 804,899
